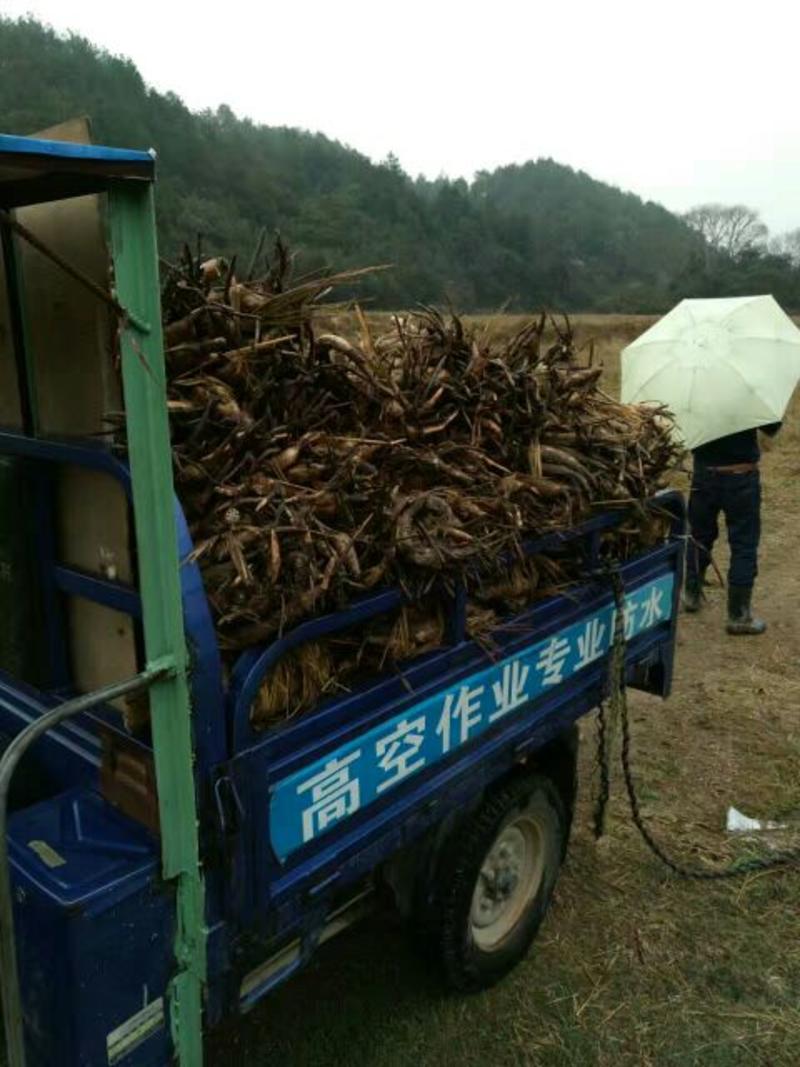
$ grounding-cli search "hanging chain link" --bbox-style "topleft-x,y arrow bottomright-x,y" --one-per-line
592,699 -> 611,839
594,563 -> 800,880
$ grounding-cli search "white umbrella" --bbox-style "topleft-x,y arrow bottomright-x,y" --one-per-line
620,295 -> 800,449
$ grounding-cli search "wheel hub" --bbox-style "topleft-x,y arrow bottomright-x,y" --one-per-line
469,813 -> 546,950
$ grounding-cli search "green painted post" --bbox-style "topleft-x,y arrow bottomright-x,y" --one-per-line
108,182 -> 205,1066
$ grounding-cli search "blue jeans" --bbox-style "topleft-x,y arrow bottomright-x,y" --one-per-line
686,465 -> 761,589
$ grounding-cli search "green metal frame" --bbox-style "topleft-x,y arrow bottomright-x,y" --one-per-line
109,184 -> 206,1066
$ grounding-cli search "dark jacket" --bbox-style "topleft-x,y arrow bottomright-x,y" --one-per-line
692,423 -> 782,466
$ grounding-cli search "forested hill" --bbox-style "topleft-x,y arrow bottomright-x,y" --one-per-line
0,17 -> 795,311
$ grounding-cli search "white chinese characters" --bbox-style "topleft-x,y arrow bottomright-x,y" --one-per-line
286,579 -> 671,851
297,752 -> 361,843
375,716 -> 426,793
639,586 -> 665,628
436,682 -> 484,752
490,660 -> 530,720
574,617 -> 607,669
535,635 -> 571,686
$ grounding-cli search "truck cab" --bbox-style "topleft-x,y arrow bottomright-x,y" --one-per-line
0,130 -> 684,1066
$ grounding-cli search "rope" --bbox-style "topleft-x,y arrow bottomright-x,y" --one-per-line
596,564 -> 800,879
0,207 -> 146,332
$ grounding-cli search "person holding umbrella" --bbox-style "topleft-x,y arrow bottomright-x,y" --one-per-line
621,295 -> 800,635
682,421 -> 781,632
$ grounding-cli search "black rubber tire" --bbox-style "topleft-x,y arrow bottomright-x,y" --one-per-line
433,773 -> 567,992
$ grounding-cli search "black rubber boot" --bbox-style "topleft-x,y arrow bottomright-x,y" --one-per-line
683,569 -> 706,613
726,585 -> 766,635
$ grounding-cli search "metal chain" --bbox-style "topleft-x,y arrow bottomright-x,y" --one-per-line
591,559 -> 626,841
593,699 -> 610,839
598,564 -> 800,879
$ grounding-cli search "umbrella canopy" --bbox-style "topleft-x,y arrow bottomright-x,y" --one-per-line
620,295 -> 800,449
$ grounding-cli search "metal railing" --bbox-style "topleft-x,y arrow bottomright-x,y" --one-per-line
0,664 -> 172,1067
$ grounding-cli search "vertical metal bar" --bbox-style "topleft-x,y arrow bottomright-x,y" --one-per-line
0,218 -> 37,437
31,466 -> 70,688
108,183 -> 205,1067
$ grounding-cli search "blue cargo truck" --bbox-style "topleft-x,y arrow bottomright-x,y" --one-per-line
0,133 -> 684,1066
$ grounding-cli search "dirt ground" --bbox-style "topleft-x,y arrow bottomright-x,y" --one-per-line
208,315 -> 800,1067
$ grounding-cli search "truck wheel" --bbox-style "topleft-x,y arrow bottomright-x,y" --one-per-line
435,773 -> 566,992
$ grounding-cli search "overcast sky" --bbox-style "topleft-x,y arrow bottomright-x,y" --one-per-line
5,0 -> 800,232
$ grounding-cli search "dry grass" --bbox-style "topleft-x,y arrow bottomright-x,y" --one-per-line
208,314 -> 800,1067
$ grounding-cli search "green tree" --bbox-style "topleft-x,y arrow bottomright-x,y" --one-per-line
1,16 -> 797,312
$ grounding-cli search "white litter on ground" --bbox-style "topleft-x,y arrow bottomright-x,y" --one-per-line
726,807 -> 788,833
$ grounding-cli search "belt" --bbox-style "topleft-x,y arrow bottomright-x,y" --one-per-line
706,462 -> 759,475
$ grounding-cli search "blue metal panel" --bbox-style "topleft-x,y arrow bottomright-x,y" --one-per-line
222,529 -> 682,942
9,789 -> 173,1066
0,135 -> 154,168
0,431 -> 131,472
53,565 -> 142,618
269,573 -> 674,861
0,670 -> 100,788
236,634 -> 672,945
234,534 -> 680,772
0,134 -> 154,209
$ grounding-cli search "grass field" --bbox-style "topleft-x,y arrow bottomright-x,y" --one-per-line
208,314 -> 800,1067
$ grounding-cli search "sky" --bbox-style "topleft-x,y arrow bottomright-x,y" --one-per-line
4,0 -> 800,232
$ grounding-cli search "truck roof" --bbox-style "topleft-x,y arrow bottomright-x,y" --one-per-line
0,133 -> 154,209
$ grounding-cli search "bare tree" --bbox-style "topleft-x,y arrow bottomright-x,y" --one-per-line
683,203 -> 768,257
769,228 -> 800,265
